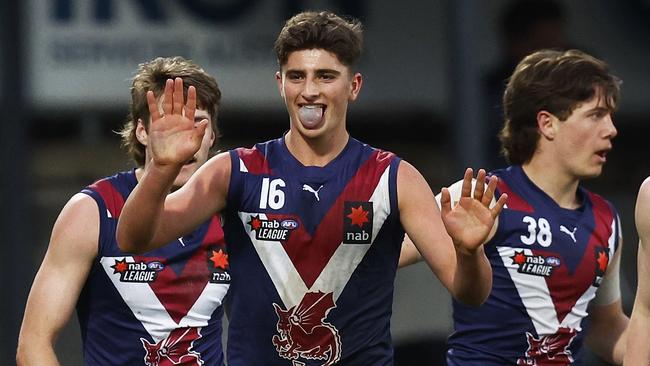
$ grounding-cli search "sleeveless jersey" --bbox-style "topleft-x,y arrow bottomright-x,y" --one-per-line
223,137 -> 403,365
447,166 -> 620,366
77,170 -> 230,365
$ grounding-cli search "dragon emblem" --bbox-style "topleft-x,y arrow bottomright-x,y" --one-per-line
517,327 -> 577,366
140,327 -> 204,366
272,292 -> 341,366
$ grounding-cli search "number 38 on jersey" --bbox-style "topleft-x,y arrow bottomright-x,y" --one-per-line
520,216 -> 553,247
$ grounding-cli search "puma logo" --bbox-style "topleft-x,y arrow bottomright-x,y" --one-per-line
560,225 -> 577,243
178,237 -> 186,247
302,184 -> 323,201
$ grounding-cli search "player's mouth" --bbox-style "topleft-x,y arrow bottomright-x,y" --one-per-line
595,149 -> 610,163
298,104 -> 326,129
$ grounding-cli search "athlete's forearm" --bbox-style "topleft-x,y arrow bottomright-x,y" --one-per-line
624,238 -> 650,364
117,162 -> 181,253
452,246 -> 492,306
16,338 -> 60,366
625,306 -> 650,365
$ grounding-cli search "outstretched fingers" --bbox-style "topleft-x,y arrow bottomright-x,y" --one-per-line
172,77 -> 184,115
185,85 -> 197,123
491,192 -> 508,218
440,187 -> 452,217
481,174 -> 498,206
460,168 -> 474,198
162,79 -> 174,117
473,169 -> 486,202
146,90 -> 161,122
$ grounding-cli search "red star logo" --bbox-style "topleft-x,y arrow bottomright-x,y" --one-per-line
347,205 -> 369,228
248,216 -> 262,231
111,259 -> 128,274
597,251 -> 609,272
210,249 -> 229,270
512,251 -> 526,265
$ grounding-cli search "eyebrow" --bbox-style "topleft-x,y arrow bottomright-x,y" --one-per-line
587,106 -> 610,113
285,68 -> 341,75
315,69 -> 341,75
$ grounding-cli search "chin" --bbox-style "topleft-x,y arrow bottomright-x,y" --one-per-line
579,167 -> 603,180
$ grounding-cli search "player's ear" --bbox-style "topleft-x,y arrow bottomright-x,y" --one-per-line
537,110 -> 557,140
348,72 -> 362,101
275,71 -> 285,98
135,119 -> 148,146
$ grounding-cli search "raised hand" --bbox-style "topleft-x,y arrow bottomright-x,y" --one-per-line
147,77 -> 208,167
440,168 -> 508,255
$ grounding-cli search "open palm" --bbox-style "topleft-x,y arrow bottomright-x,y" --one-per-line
440,168 -> 508,254
147,77 -> 208,167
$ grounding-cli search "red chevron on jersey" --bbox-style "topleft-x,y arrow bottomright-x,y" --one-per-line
543,195 -> 614,323
497,177 -> 534,213
237,147 -> 272,174
279,150 -> 391,287
239,150 -> 394,308
90,179 -> 125,218
100,215 -> 228,341
136,216 -> 223,323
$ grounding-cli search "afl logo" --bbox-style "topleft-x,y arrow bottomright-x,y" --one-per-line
545,257 -> 561,267
147,261 -> 165,271
281,219 -> 299,230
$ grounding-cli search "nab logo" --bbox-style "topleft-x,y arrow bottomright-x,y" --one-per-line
510,251 -> 560,277
207,247 -> 231,284
111,259 -> 160,282
593,247 -> 610,286
343,201 -> 373,244
248,215 -> 297,241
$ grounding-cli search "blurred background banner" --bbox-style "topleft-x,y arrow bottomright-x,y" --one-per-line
25,0 -> 447,112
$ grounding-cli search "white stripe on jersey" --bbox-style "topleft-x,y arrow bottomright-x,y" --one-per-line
498,247 -> 559,335
239,165 -> 392,309
100,257 -> 228,342
498,215 -> 617,336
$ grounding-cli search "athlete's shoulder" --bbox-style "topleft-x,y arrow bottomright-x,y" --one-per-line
231,139 -> 279,175
351,137 -> 400,163
581,186 -> 617,214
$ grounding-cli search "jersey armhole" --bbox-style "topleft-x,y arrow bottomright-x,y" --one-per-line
80,188 -> 110,255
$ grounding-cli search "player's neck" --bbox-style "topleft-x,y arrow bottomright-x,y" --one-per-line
284,129 -> 349,167
522,158 -> 581,209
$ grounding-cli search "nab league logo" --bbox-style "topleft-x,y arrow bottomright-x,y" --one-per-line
511,251 -> 561,277
111,259 -> 163,282
516,327 -> 577,365
272,292 -> 342,366
343,201 -> 373,244
248,215 -> 298,241
141,327 -> 204,366
207,246 -> 231,284
593,247 -> 610,286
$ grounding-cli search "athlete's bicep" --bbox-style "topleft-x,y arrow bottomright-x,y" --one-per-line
19,194 -> 98,351
634,178 -> 650,308
397,160 -> 456,289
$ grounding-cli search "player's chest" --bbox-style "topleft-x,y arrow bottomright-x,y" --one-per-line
493,209 -> 613,281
